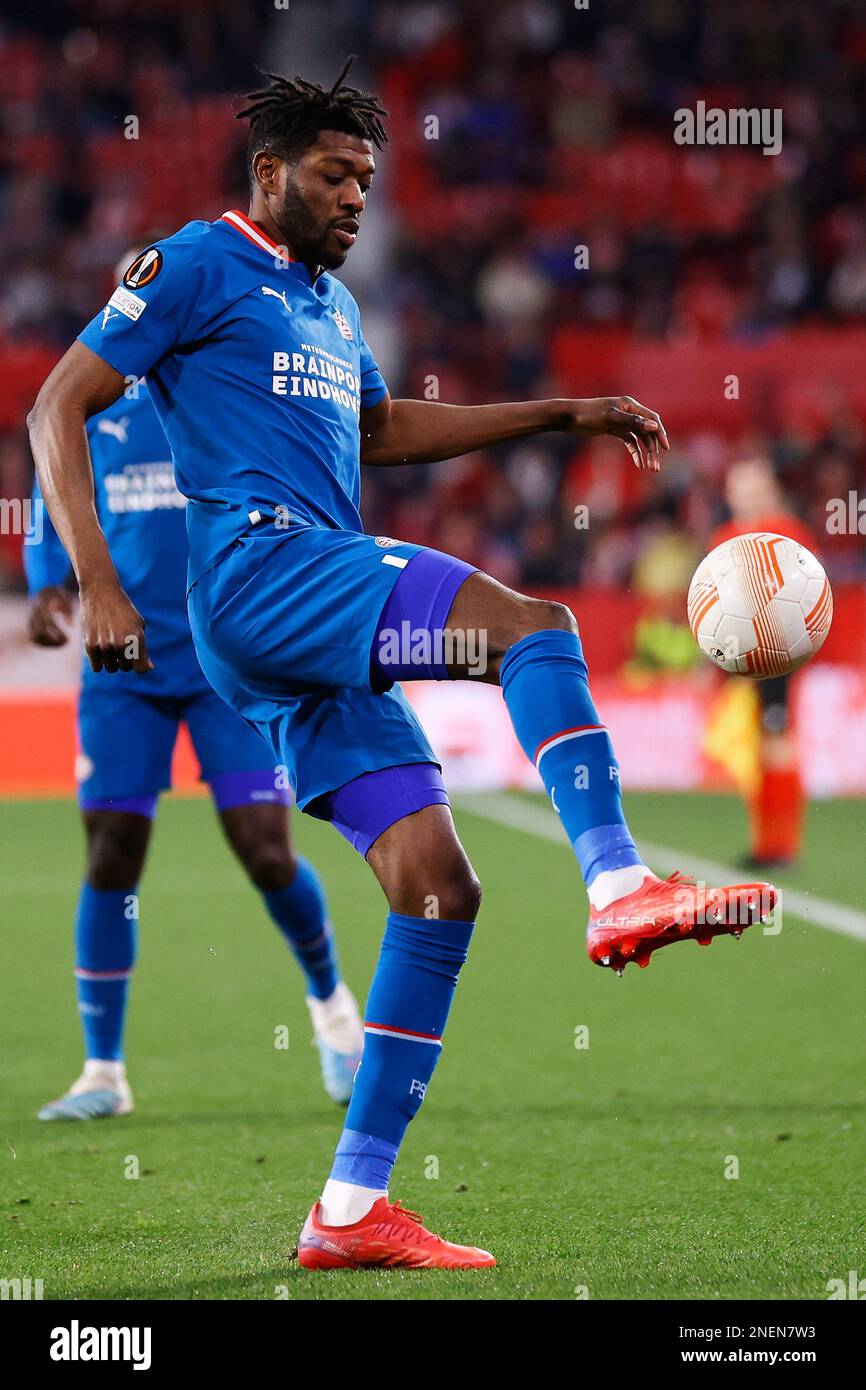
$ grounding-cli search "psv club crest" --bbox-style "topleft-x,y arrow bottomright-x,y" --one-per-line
332,308 -> 354,340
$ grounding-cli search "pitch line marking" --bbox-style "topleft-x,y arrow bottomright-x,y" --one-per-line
457,791 -> 866,944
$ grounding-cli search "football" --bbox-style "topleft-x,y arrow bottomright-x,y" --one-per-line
687,531 -> 833,677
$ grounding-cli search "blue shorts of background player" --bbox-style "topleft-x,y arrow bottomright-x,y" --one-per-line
76,680 -> 288,819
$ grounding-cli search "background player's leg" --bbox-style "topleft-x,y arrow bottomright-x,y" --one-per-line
188,677 -> 364,1103
78,809 -> 150,1059
747,676 -> 803,867
186,685 -> 348,1010
218,802 -> 342,1001
318,804 -> 480,1225
39,809 -> 151,1121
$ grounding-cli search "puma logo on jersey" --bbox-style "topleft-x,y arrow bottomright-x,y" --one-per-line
261,286 -> 292,314
97,417 -> 130,444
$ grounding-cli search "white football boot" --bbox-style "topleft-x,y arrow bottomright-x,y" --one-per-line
38,1060 -> 134,1121
306,982 -> 364,1105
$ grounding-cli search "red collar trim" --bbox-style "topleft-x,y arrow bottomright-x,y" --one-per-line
219,209 -> 294,261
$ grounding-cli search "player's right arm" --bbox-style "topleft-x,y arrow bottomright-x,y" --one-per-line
27,342 -> 152,673
27,227 -> 206,673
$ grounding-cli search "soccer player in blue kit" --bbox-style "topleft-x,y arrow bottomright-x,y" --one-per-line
29,64 -> 774,1268
26,255 -> 364,1120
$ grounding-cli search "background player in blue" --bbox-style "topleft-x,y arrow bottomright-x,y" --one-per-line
25,263 -> 364,1118
28,63 -> 774,1266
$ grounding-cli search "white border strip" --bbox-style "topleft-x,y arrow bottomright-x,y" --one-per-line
365,1024 -> 441,1046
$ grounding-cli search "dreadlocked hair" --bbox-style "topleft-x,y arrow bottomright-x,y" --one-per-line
236,56 -> 388,176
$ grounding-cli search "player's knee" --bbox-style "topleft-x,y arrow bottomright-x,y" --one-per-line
383,843 -> 481,922
238,837 -> 296,893
484,595 -> 579,681
513,595 -> 578,640
85,819 -> 150,891
422,855 -> 482,922
219,805 -> 295,891
439,864 -> 482,922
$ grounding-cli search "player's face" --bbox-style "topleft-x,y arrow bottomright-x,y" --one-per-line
278,131 -> 375,271
725,459 -> 778,518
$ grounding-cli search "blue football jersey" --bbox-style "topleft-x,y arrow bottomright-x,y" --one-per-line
25,384 -> 206,694
77,210 -> 389,585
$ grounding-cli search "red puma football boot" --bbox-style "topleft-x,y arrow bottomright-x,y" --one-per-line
587,870 -> 776,974
297,1197 -> 496,1270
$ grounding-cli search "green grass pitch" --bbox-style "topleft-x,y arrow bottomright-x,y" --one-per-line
1,791 -> 863,1300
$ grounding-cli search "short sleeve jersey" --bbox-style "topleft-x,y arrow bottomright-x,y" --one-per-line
78,210 -> 388,583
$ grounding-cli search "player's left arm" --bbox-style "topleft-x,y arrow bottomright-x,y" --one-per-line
360,394 -> 669,472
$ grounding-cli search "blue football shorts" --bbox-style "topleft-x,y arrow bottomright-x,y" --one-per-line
187,517 -> 478,855
77,680 -> 289,818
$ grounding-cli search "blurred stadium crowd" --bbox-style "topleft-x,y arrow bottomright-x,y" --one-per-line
1,0 -> 864,597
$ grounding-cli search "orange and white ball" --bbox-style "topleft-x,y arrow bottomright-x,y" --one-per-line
687,532 -> 832,677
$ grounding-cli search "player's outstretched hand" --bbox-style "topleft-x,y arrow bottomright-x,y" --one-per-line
565,396 -> 670,471
28,586 -> 74,647
79,580 -> 153,674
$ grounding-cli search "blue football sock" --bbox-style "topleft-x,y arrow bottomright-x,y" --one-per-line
328,911 -> 475,1191
75,884 -> 137,1062
500,629 -> 644,892
263,857 -> 339,1001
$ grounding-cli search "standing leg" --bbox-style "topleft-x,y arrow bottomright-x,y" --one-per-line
298,800 -> 494,1270
38,808 -> 151,1121
320,804 -> 479,1217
